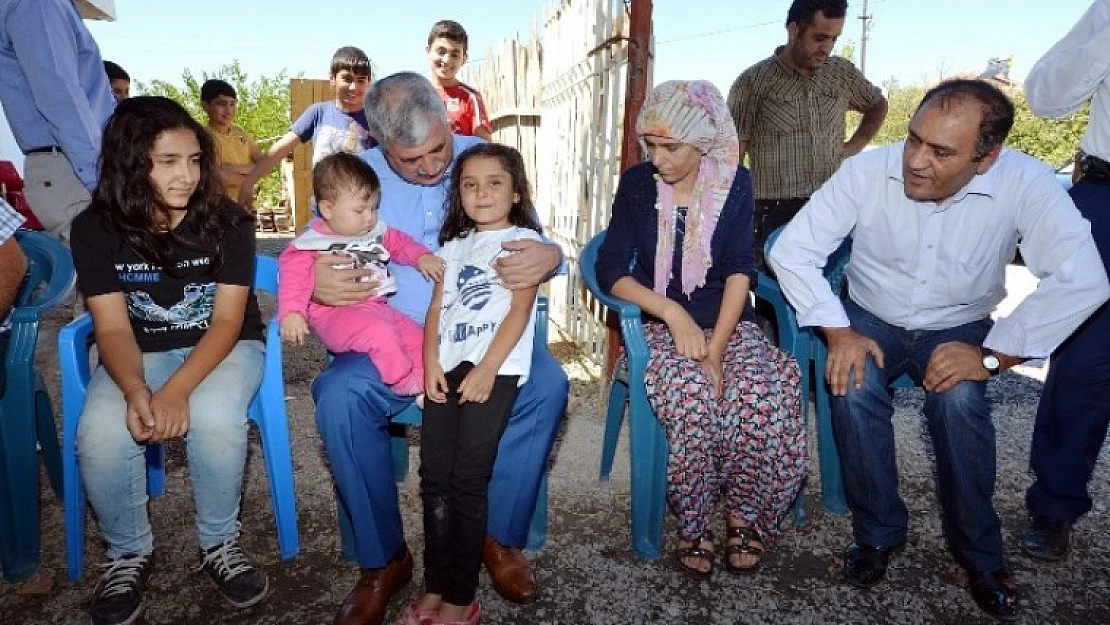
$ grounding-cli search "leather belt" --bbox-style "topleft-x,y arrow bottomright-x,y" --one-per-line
25,146 -> 62,155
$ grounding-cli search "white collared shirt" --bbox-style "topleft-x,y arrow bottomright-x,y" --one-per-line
1024,0 -> 1110,161
768,144 -> 1110,359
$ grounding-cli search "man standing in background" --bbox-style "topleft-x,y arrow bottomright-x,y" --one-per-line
727,0 -> 887,267
1019,0 -> 1110,564
0,0 -> 115,243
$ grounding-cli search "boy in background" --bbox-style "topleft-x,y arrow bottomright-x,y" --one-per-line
103,61 -> 130,102
238,46 -> 375,211
200,79 -> 263,206
426,20 -> 492,141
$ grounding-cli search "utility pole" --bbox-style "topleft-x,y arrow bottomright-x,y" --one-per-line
859,0 -> 872,76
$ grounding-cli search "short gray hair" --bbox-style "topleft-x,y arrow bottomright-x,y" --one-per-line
365,72 -> 449,146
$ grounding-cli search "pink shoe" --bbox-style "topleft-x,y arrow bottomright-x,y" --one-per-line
391,369 -> 425,396
393,601 -> 436,625
431,601 -> 480,625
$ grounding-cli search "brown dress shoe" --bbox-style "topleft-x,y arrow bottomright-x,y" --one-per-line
482,535 -> 537,604
334,546 -> 414,625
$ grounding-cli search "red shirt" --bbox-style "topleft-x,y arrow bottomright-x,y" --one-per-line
437,82 -> 490,136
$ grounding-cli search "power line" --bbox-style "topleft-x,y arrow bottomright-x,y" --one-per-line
657,0 -> 888,47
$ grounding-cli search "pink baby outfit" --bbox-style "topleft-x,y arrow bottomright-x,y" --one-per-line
278,218 -> 430,390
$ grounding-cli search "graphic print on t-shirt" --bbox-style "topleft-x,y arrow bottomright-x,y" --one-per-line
311,120 -> 371,165
450,264 -> 495,343
116,259 -> 217,333
126,283 -> 215,326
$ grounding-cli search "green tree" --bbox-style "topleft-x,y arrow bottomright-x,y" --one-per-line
871,79 -> 925,146
138,61 -> 292,209
837,38 -> 856,64
1006,91 -> 1088,168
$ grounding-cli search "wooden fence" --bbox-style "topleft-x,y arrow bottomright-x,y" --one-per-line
462,0 -> 633,364
288,78 -> 333,231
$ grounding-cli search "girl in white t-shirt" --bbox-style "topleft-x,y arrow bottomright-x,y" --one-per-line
398,144 -> 542,625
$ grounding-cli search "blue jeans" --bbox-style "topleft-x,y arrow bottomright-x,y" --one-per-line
313,347 -> 567,569
77,341 -> 264,559
832,301 -> 1002,572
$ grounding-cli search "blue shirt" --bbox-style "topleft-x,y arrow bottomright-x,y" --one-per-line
362,134 -> 484,324
769,144 -> 1110,359
292,101 -> 375,166
0,0 -> 115,192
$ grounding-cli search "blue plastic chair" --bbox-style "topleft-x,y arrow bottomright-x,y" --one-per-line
335,297 -> 552,561
58,255 -> 299,580
582,231 -> 669,560
0,230 -> 73,581
588,230 -> 817,559
754,229 -> 852,515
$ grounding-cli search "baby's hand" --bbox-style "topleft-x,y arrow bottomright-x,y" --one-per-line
280,313 -> 310,345
418,254 -> 446,282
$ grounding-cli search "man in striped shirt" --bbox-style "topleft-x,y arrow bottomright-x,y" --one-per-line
727,0 -> 887,268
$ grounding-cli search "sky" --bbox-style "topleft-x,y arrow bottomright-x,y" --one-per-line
0,0 -> 1097,172
85,0 -> 1094,97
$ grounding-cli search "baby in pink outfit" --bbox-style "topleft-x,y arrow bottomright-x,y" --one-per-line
278,153 -> 443,395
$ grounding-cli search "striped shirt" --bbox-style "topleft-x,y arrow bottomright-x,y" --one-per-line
727,53 -> 882,200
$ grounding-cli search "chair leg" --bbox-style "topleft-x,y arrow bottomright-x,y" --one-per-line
145,444 -> 165,498
525,470 -> 548,550
599,378 -> 628,482
627,388 -> 666,561
35,384 -> 62,499
63,411 -> 85,580
0,405 -> 41,581
814,348 -> 848,515
253,400 -> 300,561
389,424 -> 409,484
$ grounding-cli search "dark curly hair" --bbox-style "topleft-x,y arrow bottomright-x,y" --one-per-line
440,143 -> 542,245
90,96 -> 245,274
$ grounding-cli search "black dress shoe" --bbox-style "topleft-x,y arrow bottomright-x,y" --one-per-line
967,569 -> 1020,622
1020,515 -> 1071,561
843,540 -> 904,588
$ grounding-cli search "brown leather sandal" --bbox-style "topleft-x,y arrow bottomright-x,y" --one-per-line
674,532 -> 714,579
724,524 -> 764,575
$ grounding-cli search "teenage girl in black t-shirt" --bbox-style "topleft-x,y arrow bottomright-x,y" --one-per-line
70,96 -> 269,625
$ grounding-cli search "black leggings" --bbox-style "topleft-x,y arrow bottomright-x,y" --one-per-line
419,361 -> 520,606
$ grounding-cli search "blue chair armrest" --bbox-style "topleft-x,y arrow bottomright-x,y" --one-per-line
58,314 -> 94,421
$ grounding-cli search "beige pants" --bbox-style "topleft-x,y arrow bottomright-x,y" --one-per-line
22,151 -> 91,244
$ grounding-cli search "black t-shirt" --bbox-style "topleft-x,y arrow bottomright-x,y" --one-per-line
71,202 -> 264,352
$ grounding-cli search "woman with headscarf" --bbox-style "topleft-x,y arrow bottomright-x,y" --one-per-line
594,80 -> 807,577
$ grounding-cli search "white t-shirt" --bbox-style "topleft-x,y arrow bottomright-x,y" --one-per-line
436,226 -> 541,385
292,219 -> 396,297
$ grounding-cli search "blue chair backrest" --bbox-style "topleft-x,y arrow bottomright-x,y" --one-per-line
582,232 -> 628,311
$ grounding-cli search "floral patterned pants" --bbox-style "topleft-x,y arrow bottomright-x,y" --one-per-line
640,320 -> 807,545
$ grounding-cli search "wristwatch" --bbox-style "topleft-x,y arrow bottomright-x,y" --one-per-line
980,347 -> 1001,376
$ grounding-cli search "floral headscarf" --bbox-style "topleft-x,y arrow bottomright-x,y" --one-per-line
636,80 -> 740,298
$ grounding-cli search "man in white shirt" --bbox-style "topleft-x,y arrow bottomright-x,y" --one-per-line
1020,0 -> 1110,564
769,79 -> 1110,622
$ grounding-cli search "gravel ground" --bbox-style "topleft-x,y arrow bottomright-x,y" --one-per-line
1,238 -> 1107,624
